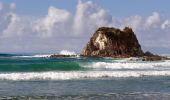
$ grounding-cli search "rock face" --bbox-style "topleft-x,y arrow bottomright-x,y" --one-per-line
81,27 -> 144,57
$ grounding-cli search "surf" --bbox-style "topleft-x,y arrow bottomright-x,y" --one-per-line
1,71 -> 170,80
82,60 -> 170,70
0,53 -> 170,80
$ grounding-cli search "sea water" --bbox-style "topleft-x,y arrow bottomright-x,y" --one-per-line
0,53 -> 170,99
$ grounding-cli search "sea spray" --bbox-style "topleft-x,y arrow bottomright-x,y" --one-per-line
59,50 -> 76,55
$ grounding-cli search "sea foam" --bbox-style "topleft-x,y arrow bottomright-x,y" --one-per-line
14,54 -> 51,58
0,71 -> 170,80
59,50 -> 76,55
82,60 -> 170,70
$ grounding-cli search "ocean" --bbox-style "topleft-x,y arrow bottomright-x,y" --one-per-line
0,53 -> 170,99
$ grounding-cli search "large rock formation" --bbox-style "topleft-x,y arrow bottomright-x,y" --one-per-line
81,27 -> 144,57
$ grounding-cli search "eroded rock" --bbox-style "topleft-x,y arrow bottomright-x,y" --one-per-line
81,27 -> 144,57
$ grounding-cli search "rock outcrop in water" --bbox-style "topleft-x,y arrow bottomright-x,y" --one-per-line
81,27 -> 144,57
50,26 -> 169,61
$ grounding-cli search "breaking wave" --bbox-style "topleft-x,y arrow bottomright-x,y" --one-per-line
13,54 -> 51,58
1,71 -> 170,80
59,50 -> 76,55
82,60 -> 170,70
0,53 -> 52,58
1,54 -> 170,80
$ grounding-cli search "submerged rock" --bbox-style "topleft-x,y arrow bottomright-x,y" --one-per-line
143,51 -> 170,61
144,51 -> 154,56
81,27 -> 144,57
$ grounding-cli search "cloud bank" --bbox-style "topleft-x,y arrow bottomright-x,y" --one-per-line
0,1 -> 170,53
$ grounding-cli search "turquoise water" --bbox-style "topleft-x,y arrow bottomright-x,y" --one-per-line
0,53 -> 170,99
0,58 -> 82,72
0,54 -> 108,72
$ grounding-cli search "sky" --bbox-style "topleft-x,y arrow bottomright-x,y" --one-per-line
0,0 -> 170,54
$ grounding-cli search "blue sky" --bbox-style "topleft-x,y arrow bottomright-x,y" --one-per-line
0,0 -> 170,54
1,0 -> 170,17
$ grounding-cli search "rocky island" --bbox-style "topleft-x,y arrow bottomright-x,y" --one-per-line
81,27 -> 143,57
80,27 -> 169,61
50,26 -> 169,61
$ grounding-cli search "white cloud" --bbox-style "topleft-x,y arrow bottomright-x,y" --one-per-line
122,15 -> 143,31
73,0 -> 112,36
33,6 -> 71,38
0,2 -> 3,10
144,12 -> 160,28
0,1 -> 170,53
161,20 -> 170,30
10,3 -> 16,10
0,2 -> 16,36
2,14 -> 20,37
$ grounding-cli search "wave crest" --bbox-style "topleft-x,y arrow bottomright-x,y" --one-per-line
14,54 -> 51,58
1,71 -> 170,80
82,61 -> 170,70
59,50 -> 76,55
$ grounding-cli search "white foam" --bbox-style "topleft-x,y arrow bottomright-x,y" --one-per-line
14,54 -> 51,58
0,71 -> 170,80
82,61 -> 170,70
59,50 -> 76,55
30,54 -> 51,58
